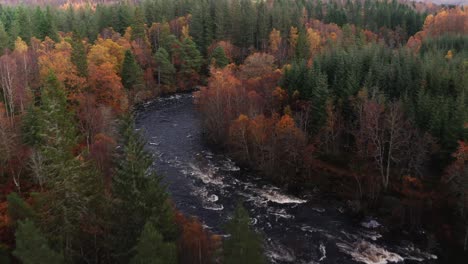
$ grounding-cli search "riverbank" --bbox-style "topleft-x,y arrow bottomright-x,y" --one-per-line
136,93 -> 440,264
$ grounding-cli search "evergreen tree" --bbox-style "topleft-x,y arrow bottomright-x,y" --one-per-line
33,72 -> 102,258
0,22 -> 9,55
7,192 -> 36,226
22,105 -> 41,147
223,203 -> 265,264
111,115 -> 177,262
131,7 -> 146,42
154,47 -> 175,85
16,7 -> 32,43
295,29 -> 310,61
180,37 -> 203,75
130,222 -> 177,264
209,46 -> 229,68
115,4 -> 132,35
121,50 -> 144,90
35,7 -> 59,41
190,0 -> 213,54
70,34 -> 88,78
13,220 -> 64,264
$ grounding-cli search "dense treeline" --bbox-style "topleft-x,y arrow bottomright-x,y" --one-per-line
0,0 -> 426,55
195,4 -> 468,261
0,0 -> 466,263
0,1 -> 268,263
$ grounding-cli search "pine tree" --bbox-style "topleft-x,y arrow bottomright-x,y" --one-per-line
180,37 -> 203,75
13,219 -> 64,264
0,22 -> 9,55
35,7 -> 59,41
33,72 -> 102,258
190,0 -> 213,54
130,222 -> 177,264
111,115 -> 177,262
16,7 -> 32,43
70,34 -> 88,78
223,203 -> 265,264
115,5 -> 132,35
121,50 -> 144,90
7,192 -> 36,226
154,47 -> 175,85
295,29 -> 310,61
210,46 -> 229,68
131,7 -> 147,42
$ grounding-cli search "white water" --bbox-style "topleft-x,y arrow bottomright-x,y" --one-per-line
337,241 -> 404,264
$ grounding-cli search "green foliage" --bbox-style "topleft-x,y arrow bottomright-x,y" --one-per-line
13,219 -> 64,264
7,192 -> 36,226
70,34 -> 88,78
22,105 -> 41,147
130,222 -> 177,264
30,72 -> 104,259
34,7 -> 59,41
283,42 -> 467,164
223,203 -> 265,264
154,47 -> 175,85
0,244 -> 11,264
178,37 -> 203,75
0,22 -> 9,54
210,46 -> 229,68
122,50 -> 144,90
111,115 -> 177,262
131,7 -> 146,42
294,29 -> 310,61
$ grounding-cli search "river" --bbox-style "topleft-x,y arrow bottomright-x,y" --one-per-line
135,93 -> 439,264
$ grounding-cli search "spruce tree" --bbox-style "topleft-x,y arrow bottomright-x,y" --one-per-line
13,220 -> 64,264
223,203 -> 265,264
121,50 -> 144,90
70,34 -> 88,78
210,46 -> 229,68
180,37 -> 203,75
130,222 -> 177,264
295,29 -> 310,61
0,22 -> 9,55
131,7 -> 146,42
111,115 -> 177,262
154,47 -> 175,85
33,72 -> 102,258
7,193 -> 36,226
16,7 -> 32,43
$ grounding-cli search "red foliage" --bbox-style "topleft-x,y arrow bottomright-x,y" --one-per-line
88,62 -> 128,114
174,211 -> 220,264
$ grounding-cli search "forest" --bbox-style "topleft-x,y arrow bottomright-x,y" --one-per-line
0,0 -> 466,263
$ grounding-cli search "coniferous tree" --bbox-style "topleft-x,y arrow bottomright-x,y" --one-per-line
223,203 -> 265,264
7,193 -> 35,226
111,115 -> 177,262
130,222 -> 177,264
154,47 -> 175,85
70,34 -> 88,78
131,7 -> 146,42
190,0 -> 213,54
295,29 -> 310,61
121,50 -> 144,90
180,37 -> 203,75
0,22 -> 9,55
209,46 -> 229,68
13,220 -> 64,264
16,7 -> 32,43
33,72 -> 102,259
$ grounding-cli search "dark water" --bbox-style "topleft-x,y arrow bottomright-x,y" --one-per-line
135,93 -> 438,264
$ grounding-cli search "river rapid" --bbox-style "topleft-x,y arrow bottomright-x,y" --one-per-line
135,93 -> 439,264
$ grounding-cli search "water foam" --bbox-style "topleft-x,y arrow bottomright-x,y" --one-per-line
337,240 -> 403,264
258,188 -> 307,204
